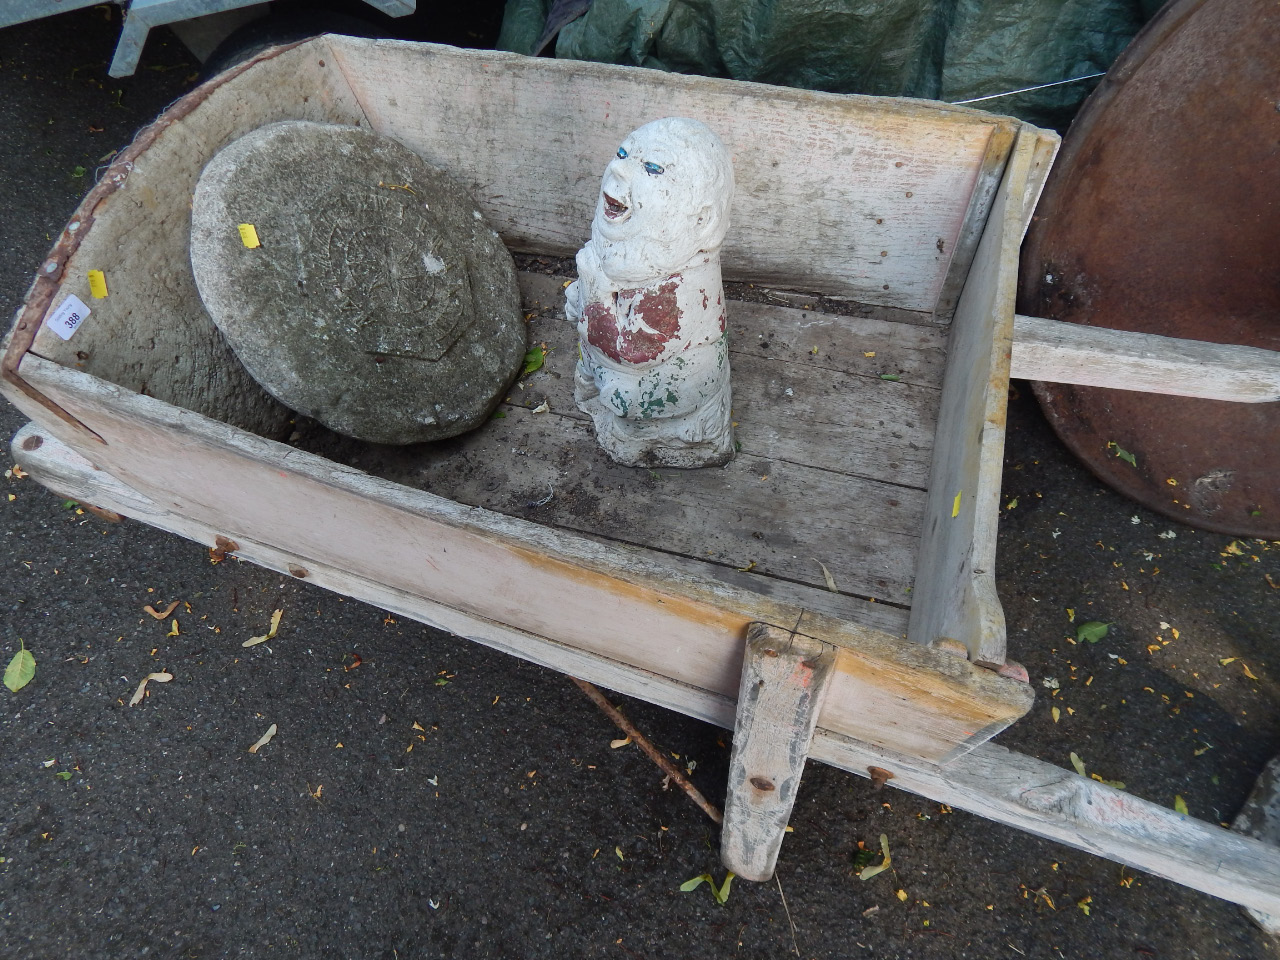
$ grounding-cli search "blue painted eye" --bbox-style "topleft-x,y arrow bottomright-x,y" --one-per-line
616,147 -> 628,159
643,161 -> 665,175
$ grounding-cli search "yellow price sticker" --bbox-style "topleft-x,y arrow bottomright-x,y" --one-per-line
87,269 -> 108,299
238,223 -> 261,249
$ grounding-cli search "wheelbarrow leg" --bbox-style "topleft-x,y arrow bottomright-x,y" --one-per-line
721,623 -> 836,882
1232,753 -> 1280,937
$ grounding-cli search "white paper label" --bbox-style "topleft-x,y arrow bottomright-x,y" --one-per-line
46,294 -> 90,341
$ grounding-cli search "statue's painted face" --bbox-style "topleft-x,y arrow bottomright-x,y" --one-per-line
591,118 -> 733,276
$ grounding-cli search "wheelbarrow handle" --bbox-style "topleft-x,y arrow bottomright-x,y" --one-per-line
1011,314 -> 1280,403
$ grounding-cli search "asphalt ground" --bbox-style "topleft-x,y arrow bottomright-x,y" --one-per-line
1,11 -> 1277,960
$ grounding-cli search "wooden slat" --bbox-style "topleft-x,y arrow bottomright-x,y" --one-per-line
722,624 -> 836,882
326,37 -> 1018,314
12,423 -> 1279,916
399,405 -> 924,605
907,128 -> 1041,666
932,122 -> 1017,320
4,368 -> 1032,767
1011,314 -> 1280,402
813,734 -> 1280,918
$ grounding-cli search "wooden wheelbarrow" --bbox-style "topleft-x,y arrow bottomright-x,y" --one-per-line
4,37 -> 1279,911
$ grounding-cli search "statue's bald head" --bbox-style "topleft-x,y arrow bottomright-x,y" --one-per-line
592,117 -> 735,281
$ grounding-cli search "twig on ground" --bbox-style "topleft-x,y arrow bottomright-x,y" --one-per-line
570,676 -> 723,825
777,874 -> 800,956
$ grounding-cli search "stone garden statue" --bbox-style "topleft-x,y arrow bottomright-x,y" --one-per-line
566,117 -> 736,468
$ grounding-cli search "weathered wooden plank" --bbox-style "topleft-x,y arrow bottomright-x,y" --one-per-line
1011,314 -> 1280,402
907,128 -> 1041,666
326,37 -> 1018,314
382,405 -> 924,605
4,368 -> 1032,766
722,624 -> 836,881
13,425 -> 1278,916
933,121 -> 1018,321
813,734 -> 1280,918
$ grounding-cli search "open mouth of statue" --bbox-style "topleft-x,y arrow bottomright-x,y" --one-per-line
603,192 -> 630,222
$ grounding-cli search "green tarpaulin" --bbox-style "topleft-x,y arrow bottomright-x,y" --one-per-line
498,0 -> 1158,129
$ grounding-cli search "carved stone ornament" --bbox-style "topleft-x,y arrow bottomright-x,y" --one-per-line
191,121 -> 525,445
567,117 -> 736,468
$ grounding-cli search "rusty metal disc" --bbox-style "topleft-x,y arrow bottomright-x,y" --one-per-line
1018,0 -> 1280,538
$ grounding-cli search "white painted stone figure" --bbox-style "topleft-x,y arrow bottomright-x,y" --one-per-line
566,117 -> 736,468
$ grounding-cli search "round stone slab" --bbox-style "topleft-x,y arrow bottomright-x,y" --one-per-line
191,120 -> 525,444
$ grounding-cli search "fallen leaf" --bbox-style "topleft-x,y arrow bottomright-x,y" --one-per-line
896,889 -> 909,902
859,834 -> 892,880
868,767 -> 894,790
814,559 -> 839,593
344,654 -> 363,672
1076,621 -> 1109,644
166,619 -> 180,637
615,846 -> 624,860
1077,895 -> 1092,916
1174,795 -> 1189,816
144,600 -> 180,620
1107,442 -> 1137,467
863,351 -> 876,358
736,560 -> 757,573
1242,663 -> 1259,681
412,721 -> 425,732
244,608 -> 283,647
1070,752 -> 1087,777
879,374 -> 900,382
55,771 -> 73,781
610,736 -> 632,749
681,871 -> 735,904
129,671 -> 173,706
1006,498 -> 1018,510
1051,707 -> 1060,723
522,346 -> 546,375
531,400 -> 550,414
4,641 -> 36,693
1219,657 -> 1238,666
248,723 -> 277,754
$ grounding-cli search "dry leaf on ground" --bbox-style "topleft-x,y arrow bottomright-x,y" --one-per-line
244,609 -> 283,648
143,601 -> 180,620
129,671 -> 173,706
248,723 -> 278,754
